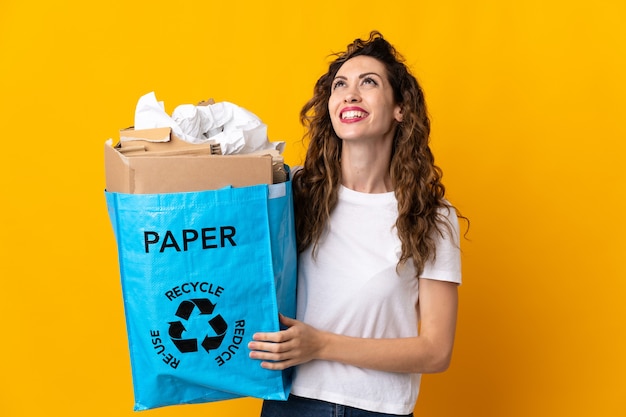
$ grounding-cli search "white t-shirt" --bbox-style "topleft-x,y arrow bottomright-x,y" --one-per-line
291,185 -> 462,415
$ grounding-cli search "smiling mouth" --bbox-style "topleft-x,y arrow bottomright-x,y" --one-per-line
341,110 -> 368,120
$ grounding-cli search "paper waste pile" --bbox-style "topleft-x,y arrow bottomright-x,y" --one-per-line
104,92 -> 287,194
131,91 -> 284,155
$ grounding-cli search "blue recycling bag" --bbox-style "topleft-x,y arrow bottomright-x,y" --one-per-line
105,180 -> 296,411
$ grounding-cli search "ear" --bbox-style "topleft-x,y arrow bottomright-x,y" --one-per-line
394,105 -> 403,123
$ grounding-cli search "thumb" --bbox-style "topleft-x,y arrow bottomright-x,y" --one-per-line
279,313 -> 297,327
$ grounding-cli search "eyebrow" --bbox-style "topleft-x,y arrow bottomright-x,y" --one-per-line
333,72 -> 382,81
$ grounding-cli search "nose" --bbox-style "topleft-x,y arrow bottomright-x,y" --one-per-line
345,94 -> 359,103
344,86 -> 360,103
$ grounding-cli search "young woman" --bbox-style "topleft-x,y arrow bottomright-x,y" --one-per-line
248,31 -> 464,417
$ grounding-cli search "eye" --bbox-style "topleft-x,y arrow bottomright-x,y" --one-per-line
362,77 -> 378,86
332,79 -> 346,90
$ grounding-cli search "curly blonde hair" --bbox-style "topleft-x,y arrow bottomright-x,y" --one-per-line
293,31 -> 462,277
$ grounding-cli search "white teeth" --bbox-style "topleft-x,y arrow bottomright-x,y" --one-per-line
342,110 -> 366,120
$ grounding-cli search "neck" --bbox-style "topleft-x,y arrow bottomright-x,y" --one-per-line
340,140 -> 393,193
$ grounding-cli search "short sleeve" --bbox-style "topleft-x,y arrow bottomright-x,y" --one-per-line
420,205 -> 462,284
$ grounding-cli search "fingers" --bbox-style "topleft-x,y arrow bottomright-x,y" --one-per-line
251,331 -> 286,343
279,313 -> 298,327
247,339 -> 296,370
252,315 -> 298,343
248,339 -> 290,355
258,358 -> 296,371
248,325 -> 296,369
248,326 -> 293,359
248,315 -> 311,370
248,326 -> 297,356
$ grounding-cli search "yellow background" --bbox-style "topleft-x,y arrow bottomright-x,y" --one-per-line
1,1 -> 624,416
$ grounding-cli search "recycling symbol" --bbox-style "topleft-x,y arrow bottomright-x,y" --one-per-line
168,298 -> 228,354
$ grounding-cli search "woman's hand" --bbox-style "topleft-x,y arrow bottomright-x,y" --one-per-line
248,279 -> 458,374
248,314 -> 326,370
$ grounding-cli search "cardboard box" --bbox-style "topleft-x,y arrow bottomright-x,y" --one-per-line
104,128 -> 275,194
118,127 -> 223,155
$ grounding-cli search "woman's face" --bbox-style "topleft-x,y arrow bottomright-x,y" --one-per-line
328,55 -> 402,144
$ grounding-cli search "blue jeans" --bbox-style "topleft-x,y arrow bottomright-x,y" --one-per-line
261,395 -> 414,417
